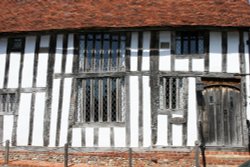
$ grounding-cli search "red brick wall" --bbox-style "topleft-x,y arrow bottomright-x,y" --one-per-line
0,150 -> 249,167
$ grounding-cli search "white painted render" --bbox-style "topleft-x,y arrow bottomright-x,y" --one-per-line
227,31 -> 240,73
187,77 -> 198,146
72,128 -> 82,147
172,114 -> 183,146
130,76 -> 139,147
98,128 -> 110,147
32,93 -> 46,146
3,115 -> 13,146
143,76 -> 151,147
59,78 -> 72,146
7,53 -> 21,88
21,36 -> 36,88
175,59 -> 189,71
85,127 -> 94,147
65,34 -> 74,73
16,93 -> 32,146
192,59 -> 204,72
114,127 -> 126,147
157,115 -> 168,146
209,32 -> 222,72
54,35 -> 63,73
159,31 -> 171,71
0,38 -> 7,89
142,32 -> 150,71
130,32 -> 138,71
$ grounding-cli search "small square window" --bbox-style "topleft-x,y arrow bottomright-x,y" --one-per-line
8,38 -> 24,52
0,93 -> 16,114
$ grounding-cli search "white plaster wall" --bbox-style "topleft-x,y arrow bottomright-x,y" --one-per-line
7,53 -> 21,88
49,79 -> 60,147
187,77 -> 198,146
244,32 -> 250,120
141,32 -> 150,71
0,38 -> 7,88
175,59 -> 189,71
209,32 -> 222,72
59,78 -> 72,146
114,127 -> 126,147
32,93 -> 45,146
130,76 -> 139,147
156,115 -> 168,146
192,59 -> 204,72
40,35 -> 50,48
3,115 -> 13,146
130,32 -> 138,71
85,128 -> 94,147
21,36 -> 36,88
143,76 -> 151,147
72,128 -> 82,147
98,128 -> 110,147
227,31 -> 240,73
36,52 -> 48,87
172,114 -> 183,146
54,35 -> 63,73
65,34 -> 74,73
16,93 -> 32,146
159,31 -> 171,71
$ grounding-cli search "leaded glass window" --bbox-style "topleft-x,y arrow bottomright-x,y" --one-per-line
0,93 -> 16,113
79,33 -> 126,72
175,32 -> 205,55
160,77 -> 186,110
76,77 -> 125,123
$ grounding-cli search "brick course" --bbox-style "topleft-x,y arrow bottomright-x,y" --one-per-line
0,150 -> 249,167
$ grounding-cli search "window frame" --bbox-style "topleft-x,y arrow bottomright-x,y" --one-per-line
0,93 -> 17,115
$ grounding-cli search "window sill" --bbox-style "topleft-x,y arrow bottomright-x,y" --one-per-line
73,122 -> 125,128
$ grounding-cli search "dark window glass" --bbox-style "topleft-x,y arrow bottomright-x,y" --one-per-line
8,38 -> 24,52
0,93 -> 16,113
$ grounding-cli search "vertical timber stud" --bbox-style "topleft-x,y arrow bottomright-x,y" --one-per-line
43,34 -> 56,146
222,31 -> 227,73
170,32 -> 175,72
56,34 -> 68,146
27,36 -> 40,146
182,78 -> 189,146
150,31 -> 159,145
125,32 -> 131,147
138,32 -> 143,147
67,34 -> 79,146
12,37 -> 26,146
239,30 -> 248,146
204,31 -> 210,72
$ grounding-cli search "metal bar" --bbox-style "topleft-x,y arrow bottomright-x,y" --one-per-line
64,143 -> 68,167
129,148 -> 132,167
4,140 -> 10,165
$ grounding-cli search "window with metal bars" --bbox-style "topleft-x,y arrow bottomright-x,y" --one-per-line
79,33 -> 126,72
76,77 -> 125,123
0,93 -> 16,114
175,32 -> 205,55
161,77 -> 186,110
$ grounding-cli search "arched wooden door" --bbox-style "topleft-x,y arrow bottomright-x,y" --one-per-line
201,85 -> 243,146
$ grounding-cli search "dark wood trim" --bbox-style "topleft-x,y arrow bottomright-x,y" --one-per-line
73,122 -> 125,128
55,34 -> 68,146
170,32 -> 175,72
150,31 -> 159,145
43,34 -> 56,146
93,128 -> 98,147
222,32 -> 228,73
182,78 -> 189,146
137,32 -> 143,71
125,76 -> 130,147
0,88 -> 46,94
110,127 -> 114,147
81,128 -> 85,147
125,32 -> 131,71
204,31 -> 210,72
239,30 -> 248,146
25,35 -> 40,146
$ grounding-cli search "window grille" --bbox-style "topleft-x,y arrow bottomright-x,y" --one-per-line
0,93 -> 16,113
76,77 -> 125,123
79,33 -> 126,72
161,77 -> 186,110
175,32 -> 205,55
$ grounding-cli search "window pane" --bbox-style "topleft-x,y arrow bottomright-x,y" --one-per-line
183,36 -> 189,54
111,78 -> 117,121
120,36 -> 126,68
85,79 -> 91,122
94,79 -> 99,122
79,35 -> 85,71
103,78 -> 108,122
198,36 -> 204,54
87,35 -> 93,71
103,34 -> 110,71
112,35 -> 118,70
175,36 -> 181,55
190,36 -> 196,54
95,35 -> 101,71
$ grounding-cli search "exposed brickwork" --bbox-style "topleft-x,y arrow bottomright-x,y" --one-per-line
0,150 -> 249,167
0,0 -> 250,33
